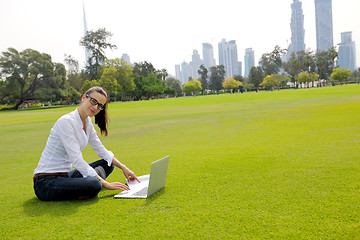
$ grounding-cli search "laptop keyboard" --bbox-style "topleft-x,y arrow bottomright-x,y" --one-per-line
133,187 -> 148,196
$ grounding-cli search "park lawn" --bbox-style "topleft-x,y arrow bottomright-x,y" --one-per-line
0,84 -> 359,239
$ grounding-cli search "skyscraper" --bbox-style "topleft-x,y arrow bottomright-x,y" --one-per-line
286,0 -> 305,61
338,31 -> 356,71
191,50 -> 203,79
315,0 -> 333,51
244,48 -> 255,77
202,43 -> 216,71
83,3 -> 91,67
218,39 -> 241,78
121,54 -> 131,65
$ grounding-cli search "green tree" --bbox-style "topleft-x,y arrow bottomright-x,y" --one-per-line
198,64 -> 208,93
259,45 -> 287,76
183,79 -> 202,96
260,74 -> 289,90
133,61 -> 156,77
330,68 -> 351,82
80,28 -> 117,80
283,52 -> 301,82
248,66 -> 265,90
102,58 -> 134,100
155,68 -> 168,81
98,66 -> 120,100
209,65 -> 225,92
165,77 -> 182,96
222,77 -> 242,93
0,48 -> 68,109
64,54 -> 83,92
81,80 -> 99,94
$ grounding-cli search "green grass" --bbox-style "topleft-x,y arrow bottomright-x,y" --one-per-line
1,85 -> 360,239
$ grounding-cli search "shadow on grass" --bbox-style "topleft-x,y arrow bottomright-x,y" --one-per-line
97,188 -> 166,204
22,197 -> 99,217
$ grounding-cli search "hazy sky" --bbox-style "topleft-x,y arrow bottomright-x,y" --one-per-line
0,0 -> 359,76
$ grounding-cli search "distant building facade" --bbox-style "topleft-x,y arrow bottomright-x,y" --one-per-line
315,0 -> 333,51
244,48 -> 255,77
337,31 -> 356,71
286,0 -> 305,61
121,54 -> 131,65
202,43 -> 216,71
218,39 -> 241,78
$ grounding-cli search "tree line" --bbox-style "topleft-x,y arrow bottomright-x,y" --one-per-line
1,28 -> 359,110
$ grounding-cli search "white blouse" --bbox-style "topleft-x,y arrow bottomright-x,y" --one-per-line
34,109 -> 114,177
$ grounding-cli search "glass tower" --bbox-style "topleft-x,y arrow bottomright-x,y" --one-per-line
244,48 -> 255,77
315,0 -> 333,51
202,43 -> 216,71
287,0 -> 305,61
218,39 -> 241,78
338,32 -> 356,71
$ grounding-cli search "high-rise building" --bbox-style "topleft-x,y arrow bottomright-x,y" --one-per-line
121,54 -> 131,65
315,0 -> 333,51
287,0 -> 305,61
202,43 -> 216,71
180,61 -> 191,85
218,39 -> 241,78
175,64 -> 181,82
191,50 -> 203,79
83,3 -> 91,67
338,31 -> 357,71
244,48 -> 255,77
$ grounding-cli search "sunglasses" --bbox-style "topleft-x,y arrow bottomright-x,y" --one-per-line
86,94 -> 105,111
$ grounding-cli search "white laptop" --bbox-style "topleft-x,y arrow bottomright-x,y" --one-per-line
114,156 -> 169,199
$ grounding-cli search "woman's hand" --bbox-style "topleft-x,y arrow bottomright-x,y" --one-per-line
103,181 -> 130,191
122,166 -> 140,183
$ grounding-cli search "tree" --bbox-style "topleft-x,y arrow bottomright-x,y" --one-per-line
81,80 -> 99,94
165,77 -> 182,96
198,64 -> 208,92
259,45 -> 287,76
0,48 -> 68,109
283,52 -> 301,82
133,61 -> 156,77
209,65 -> 225,92
315,50 -> 334,80
330,68 -> 351,82
350,67 -> 360,82
183,79 -> 202,96
80,28 -> 117,80
295,71 -> 319,87
155,68 -> 168,81
102,58 -> 134,100
64,54 -> 83,92
222,77 -> 242,93
248,66 -> 265,90
98,66 -> 120,100
260,74 -> 289,90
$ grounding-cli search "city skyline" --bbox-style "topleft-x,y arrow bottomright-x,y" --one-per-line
1,0 -> 359,77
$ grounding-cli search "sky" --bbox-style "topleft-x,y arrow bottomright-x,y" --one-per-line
0,0 -> 359,76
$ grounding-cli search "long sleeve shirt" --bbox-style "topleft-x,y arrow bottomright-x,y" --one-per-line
34,108 -> 114,177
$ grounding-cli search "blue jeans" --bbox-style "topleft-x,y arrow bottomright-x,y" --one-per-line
33,160 -> 114,201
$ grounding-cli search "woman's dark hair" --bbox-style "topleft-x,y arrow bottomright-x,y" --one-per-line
85,86 -> 109,136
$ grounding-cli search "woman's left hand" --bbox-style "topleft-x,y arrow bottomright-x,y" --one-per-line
122,166 -> 140,183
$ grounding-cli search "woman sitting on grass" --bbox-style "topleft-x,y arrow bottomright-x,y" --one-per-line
33,86 -> 139,201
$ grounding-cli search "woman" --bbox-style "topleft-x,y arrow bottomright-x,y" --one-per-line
33,86 -> 139,201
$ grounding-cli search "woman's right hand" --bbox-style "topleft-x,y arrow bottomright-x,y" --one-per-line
103,181 -> 130,191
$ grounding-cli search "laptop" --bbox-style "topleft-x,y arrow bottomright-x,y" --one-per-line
114,156 -> 169,199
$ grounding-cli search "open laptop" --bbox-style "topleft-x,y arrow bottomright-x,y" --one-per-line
114,156 -> 169,199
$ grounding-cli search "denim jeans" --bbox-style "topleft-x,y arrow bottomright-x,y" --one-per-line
33,159 -> 114,201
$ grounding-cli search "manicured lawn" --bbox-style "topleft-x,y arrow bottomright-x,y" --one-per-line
1,85 -> 359,239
